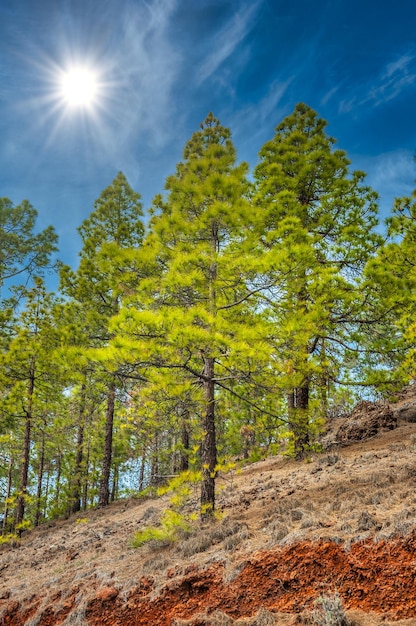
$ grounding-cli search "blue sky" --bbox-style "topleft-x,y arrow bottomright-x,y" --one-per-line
1,0 -> 416,276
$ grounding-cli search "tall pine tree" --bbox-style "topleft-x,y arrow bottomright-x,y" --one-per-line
112,114 -> 265,515
60,172 -> 144,507
254,103 -> 381,455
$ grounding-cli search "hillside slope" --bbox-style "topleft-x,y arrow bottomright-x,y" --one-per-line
1,409 -> 416,625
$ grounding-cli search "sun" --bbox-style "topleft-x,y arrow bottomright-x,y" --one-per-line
60,67 -> 98,108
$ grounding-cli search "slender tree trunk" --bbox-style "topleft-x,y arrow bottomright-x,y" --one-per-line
34,429 -> 46,527
82,436 -> 91,511
55,453 -> 62,511
98,380 -> 116,508
200,357 -> 217,517
200,222 -> 219,517
2,455 -> 13,534
15,364 -> 35,530
69,383 -> 86,515
111,466 -> 118,502
180,406 -> 190,472
150,433 -> 160,486
43,468 -> 50,521
138,448 -> 146,492
69,423 -> 84,514
288,383 -> 310,459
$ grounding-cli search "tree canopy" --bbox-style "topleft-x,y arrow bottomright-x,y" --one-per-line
0,104 -> 414,533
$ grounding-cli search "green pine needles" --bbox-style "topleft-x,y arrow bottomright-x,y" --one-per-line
1,104 -> 415,533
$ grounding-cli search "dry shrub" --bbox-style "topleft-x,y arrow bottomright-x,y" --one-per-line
311,591 -> 352,626
206,610 -> 235,625
173,611 -> 234,626
60,606 -> 88,626
223,529 -> 251,552
244,607 -> 277,625
265,520 -> 289,545
142,552 -> 170,575
178,519 -> 248,557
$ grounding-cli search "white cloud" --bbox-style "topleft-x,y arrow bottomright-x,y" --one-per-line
339,51 -> 416,113
357,149 -> 415,218
197,0 -> 263,84
320,85 -> 339,106
229,78 -> 292,160
98,0 -> 181,152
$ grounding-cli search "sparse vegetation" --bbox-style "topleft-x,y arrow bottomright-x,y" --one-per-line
311,591 -> 351,626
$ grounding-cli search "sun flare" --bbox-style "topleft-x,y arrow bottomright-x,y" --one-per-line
60,67 -> 98,107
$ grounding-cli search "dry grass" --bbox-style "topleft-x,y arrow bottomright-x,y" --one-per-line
1,419 -> 416,624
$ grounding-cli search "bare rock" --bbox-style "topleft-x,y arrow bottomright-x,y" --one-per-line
324,401 -> 397,448
390,384 -> 416,423
95,586 -> 119,602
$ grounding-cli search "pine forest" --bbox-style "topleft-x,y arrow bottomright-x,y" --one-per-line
1,103 -> 416,537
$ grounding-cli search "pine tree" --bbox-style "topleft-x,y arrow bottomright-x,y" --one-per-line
112,114 -> 266,515
0,198 -> 58,294
60,172 -> 145,508
254,103 -> 381,456
0,278 -> 63,530
364,185 -> 416,387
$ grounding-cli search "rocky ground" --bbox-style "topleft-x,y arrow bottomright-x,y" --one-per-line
1,390 -> 416,625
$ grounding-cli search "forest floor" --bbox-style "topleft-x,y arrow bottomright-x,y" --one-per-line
1,396 -> 416,625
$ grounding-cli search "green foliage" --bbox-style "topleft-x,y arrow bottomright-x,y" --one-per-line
1,105 -> 413,531
0,197 -> 58,290
254,102 -> 382,455
0,533 -> 19,545
132,509 -> 198,549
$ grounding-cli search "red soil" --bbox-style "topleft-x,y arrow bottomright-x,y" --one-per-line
2,533 -> 416,625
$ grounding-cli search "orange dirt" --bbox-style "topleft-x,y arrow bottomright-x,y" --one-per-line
2,534 -> 416,624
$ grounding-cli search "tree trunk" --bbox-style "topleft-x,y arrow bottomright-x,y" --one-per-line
69,384 -> 86,515
15,365 -> 35,530
180,406 -> 190,472
2,455 -> 13,534
55,453 -> 62,511
34,429 -> 46,527
138,448 -> 146,492
82,436 -> 90,511
70,423 -> 84,514
111,466 -> 118,502
98,380 -> 116,508
288,383 -> 310,459
200,357 -> 217,517
150,433 -> 160,486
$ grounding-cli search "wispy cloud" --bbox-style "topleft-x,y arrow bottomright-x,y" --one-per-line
108,0 -> 181,147
320,85 -> 339,106
197,0 -> 263,85
339,51 -> 416,113
357,149 -> 415,218
230,78 -> 292,160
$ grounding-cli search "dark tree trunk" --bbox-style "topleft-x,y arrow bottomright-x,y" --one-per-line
98,380 -> 116,508
150,433 -> 160,486
2,455 -> 13,534
70,423 -> 84,514
296,385 -> 309,410
138,449 -> 146,492
200,357 -> 217,518
180,407 -> 190,472
55,453 -> 62,510
82,436 -> 91,511
34,429 -> 46,527
16,367 -> 35,530
288,383 -> 310,459
111,466 -> 118,502
43,468 -> 50,521
69,384 -> 86,515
